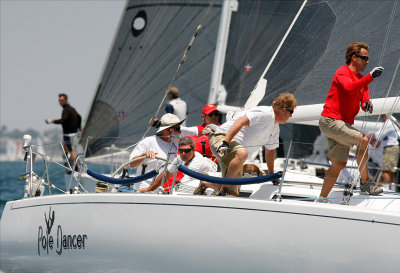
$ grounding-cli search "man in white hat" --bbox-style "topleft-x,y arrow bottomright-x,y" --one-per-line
129,113 -> 184,190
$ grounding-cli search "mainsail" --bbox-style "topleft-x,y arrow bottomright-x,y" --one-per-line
81,0 -> 223,156
82,0 -> 400,157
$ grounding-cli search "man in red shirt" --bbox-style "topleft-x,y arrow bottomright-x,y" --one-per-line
317,42 -> 384,201
182,104 -> 221,161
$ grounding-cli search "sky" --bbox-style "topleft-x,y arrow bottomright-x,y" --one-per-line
0,0 -> 126,133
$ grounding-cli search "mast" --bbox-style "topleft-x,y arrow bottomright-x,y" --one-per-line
211,0 -> 309,112
207,0 -> 238,105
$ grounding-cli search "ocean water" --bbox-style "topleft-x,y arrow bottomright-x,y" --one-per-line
0,161 -> 111,218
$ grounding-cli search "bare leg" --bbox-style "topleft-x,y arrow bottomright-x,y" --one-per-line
63,144 -> 70,156
320,158 -> 346,198
353,134 -> 369,183
218,149 -> 248,194
382,171 -> 395,183
70,150 -> 77,160
225,149 -> 248,178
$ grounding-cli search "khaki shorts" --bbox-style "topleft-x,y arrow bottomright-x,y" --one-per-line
209,132 -> 245,195
319,116 -> 361,162
382,145 -> 399,172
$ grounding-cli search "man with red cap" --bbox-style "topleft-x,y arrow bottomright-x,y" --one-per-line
177,104 -> 221,162
178,104 -> 221,137
152,104 -> 221,159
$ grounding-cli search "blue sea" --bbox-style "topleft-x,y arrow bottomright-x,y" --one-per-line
0,161 -> 111,218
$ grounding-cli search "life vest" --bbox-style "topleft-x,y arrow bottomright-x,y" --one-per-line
188,134 -> 217,163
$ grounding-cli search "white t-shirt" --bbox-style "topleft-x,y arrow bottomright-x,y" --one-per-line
168,151 -> 217,183
129,136 -> 177,189
168,98 -> 187,126
219,106 -> 280,154
374,119 -> 399,147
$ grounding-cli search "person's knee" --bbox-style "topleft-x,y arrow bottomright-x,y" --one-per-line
236,149 -> 248,162
357,135 -> 369,150
331,159 -> 346,171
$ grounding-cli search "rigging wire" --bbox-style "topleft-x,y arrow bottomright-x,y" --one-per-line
139,0 -> 216,142
344,0 -> 399,203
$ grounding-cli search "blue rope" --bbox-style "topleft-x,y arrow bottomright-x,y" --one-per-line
178,165 -> 282,185
87,169 -> 158,185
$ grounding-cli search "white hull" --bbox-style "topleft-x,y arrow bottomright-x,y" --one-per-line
1,193 -> 400,272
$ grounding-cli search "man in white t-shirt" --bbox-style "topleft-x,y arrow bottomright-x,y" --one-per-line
137,137 -> 217,193
152,104 -> 221,161
129,113 -> 184,190
371,114 -> 399,184
166,87 -> 188,126
203,93 -> 297,196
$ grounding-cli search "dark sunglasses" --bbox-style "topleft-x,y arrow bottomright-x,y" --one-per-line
178,148 -> 193,153
286,108 -> 294,115
207,111 -> 219,117
354,54 -> 369,61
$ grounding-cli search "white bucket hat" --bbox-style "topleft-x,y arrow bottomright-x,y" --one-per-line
156,113 -> 185,133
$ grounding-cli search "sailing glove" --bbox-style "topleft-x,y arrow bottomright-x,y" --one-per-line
369,66 -> 384,78
216,141 -> 229,156
150,117 -> 161,128
362,101 -> 373,113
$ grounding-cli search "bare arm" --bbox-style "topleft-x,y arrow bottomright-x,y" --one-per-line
138,170 -> 173,192
265,148 -> 276,173
129,151 -> 158,168
223,116 -> 250,143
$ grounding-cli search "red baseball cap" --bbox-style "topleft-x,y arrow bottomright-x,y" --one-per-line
202,104 -> 219,114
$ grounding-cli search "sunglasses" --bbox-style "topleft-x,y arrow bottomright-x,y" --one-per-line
178,148 -> 193,153
285,108 -> 294,115
354,54 -> 369,61
207,111 -> 219,117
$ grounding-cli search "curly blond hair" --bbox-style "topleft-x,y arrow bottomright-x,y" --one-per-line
272,93 -> 297,110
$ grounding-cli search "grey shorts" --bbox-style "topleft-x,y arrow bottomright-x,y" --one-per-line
319,116 -> 361,162
382,145 -> 399,172
209,132 -> 245,195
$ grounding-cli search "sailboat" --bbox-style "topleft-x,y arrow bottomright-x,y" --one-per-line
1,0 -> 400,272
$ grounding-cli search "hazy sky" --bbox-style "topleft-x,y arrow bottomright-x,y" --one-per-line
0,0 -> 126,133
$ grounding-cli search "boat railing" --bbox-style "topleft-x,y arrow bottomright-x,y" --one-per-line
22,135 -> 73,197
21,134 -> 400,202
